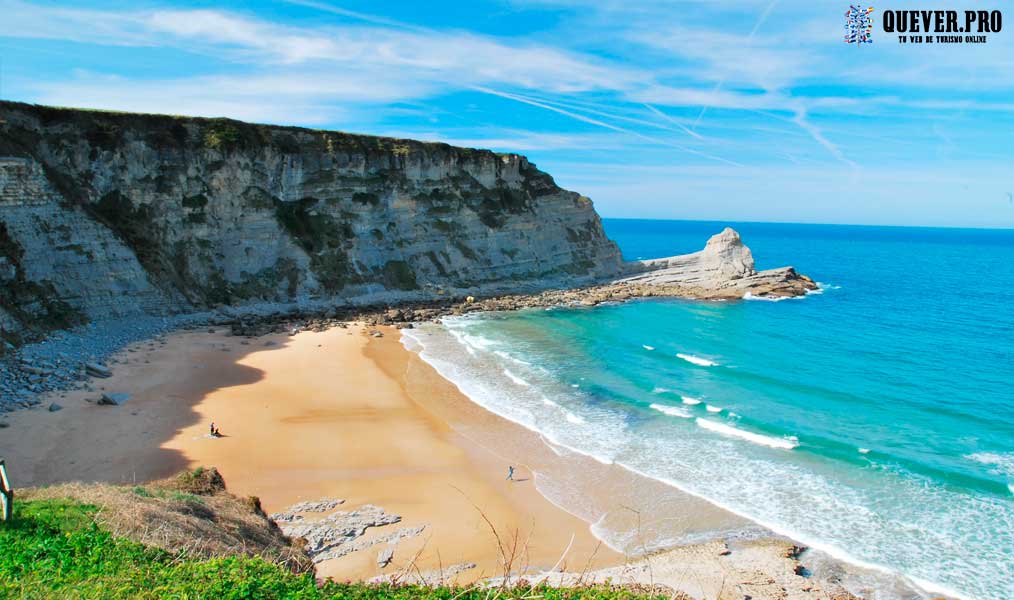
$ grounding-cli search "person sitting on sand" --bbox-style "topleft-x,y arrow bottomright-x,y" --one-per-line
506,465 -> 515,481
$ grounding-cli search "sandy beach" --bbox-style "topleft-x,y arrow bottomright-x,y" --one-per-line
0,324 -> 621,581
0,321 -> 915,599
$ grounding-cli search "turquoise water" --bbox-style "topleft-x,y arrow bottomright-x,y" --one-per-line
404,220 -> 1014,600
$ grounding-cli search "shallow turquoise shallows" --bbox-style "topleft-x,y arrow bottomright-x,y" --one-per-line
404,219 -> 1014,600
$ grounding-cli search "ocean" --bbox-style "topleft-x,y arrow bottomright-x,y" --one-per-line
403,219 -> 1014,600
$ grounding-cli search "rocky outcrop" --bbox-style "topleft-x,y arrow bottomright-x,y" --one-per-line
619,227 -> 816,298
0,101 -> 623,349
271,500 -> 425,564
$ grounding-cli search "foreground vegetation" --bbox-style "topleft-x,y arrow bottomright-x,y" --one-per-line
1,498 -> 669,600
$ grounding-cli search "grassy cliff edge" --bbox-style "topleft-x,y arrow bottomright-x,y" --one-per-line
1,468 -> 670,600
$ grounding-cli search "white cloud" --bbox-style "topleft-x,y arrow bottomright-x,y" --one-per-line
2,1 -> 643,94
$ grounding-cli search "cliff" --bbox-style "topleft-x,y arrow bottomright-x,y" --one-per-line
0,102 -> 623,348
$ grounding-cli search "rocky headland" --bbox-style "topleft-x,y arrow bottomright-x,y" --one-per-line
0,102 -> 812,413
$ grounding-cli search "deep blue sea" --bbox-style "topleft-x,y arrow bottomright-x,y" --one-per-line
405,219 -> 1014,600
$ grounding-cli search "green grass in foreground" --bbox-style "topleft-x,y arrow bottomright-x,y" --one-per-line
1,499 -> 666,600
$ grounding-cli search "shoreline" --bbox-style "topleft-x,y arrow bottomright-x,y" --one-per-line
0,318 -> 934,599
399,321 -> 944,600
0,229 -> 815,415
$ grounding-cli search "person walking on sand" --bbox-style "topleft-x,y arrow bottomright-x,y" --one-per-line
209,422 -> 215,436
506,465 -> 515,481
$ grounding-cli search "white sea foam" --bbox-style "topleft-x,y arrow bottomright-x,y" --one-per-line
503,369 -> 530,387
652,386 -> 671,394
705,404 -> 723,413
695,418 -> 798,450
566,412 -> 586,424
966,452 -> 1014,477
676,353 -> 718,367
446,329 -> 477,356
495,350 -> 532,365
742,292 -> 802,302
407,320 -> 1003,600
859,448 -> 871,454
642,344 -> 655,351
681,396 -> 702,405
571,383 -> 579,388
401,332 -> 423,352
650,403 -> 692,418
463,334 -> 496,350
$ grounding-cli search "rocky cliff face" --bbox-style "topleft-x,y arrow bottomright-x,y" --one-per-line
0,102 -> 623,348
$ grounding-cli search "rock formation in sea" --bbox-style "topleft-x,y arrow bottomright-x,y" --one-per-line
619,227 -> 816,298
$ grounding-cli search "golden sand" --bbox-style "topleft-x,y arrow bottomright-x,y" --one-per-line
0,324 -> 618,581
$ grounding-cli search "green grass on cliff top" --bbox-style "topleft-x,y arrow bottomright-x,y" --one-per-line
1,498 -> 668,600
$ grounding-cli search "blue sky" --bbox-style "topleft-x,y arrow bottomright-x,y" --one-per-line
2,0 -> 1012,227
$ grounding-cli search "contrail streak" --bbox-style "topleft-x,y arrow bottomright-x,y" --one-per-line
472,86 -> 743,166
692,0 -> 781,130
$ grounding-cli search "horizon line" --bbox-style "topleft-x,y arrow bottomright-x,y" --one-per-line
599,216 -> 1014,232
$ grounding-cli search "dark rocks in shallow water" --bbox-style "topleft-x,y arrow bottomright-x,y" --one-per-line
48,403 -> 62,412
97,392 -> 130,406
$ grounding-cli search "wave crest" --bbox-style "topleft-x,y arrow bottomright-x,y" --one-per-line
695,418 -> 798,450
650,403 -> 692,419
677,353 -> 718,367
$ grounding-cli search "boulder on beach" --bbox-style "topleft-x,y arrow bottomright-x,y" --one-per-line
85,363 -> 112,378
97,392 -> 130,406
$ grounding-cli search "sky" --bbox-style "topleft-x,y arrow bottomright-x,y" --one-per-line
1,0 -> 1012,228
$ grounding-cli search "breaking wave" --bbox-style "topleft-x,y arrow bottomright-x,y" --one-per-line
650,403 -> 693,419
676,353 -> 718,367
695,418 -> 799,450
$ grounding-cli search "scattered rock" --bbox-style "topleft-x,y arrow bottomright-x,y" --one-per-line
271,498 -> 345,515
272,501 -> 424,563
48,403 -> 62,412
370,331 -> 383,338
264,341 -> 277,347
85,363 -> 112,378
20,365 -> 52,376
0,421 -> 8,428
97,392 -> 130,406
377,547 -> 394,568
